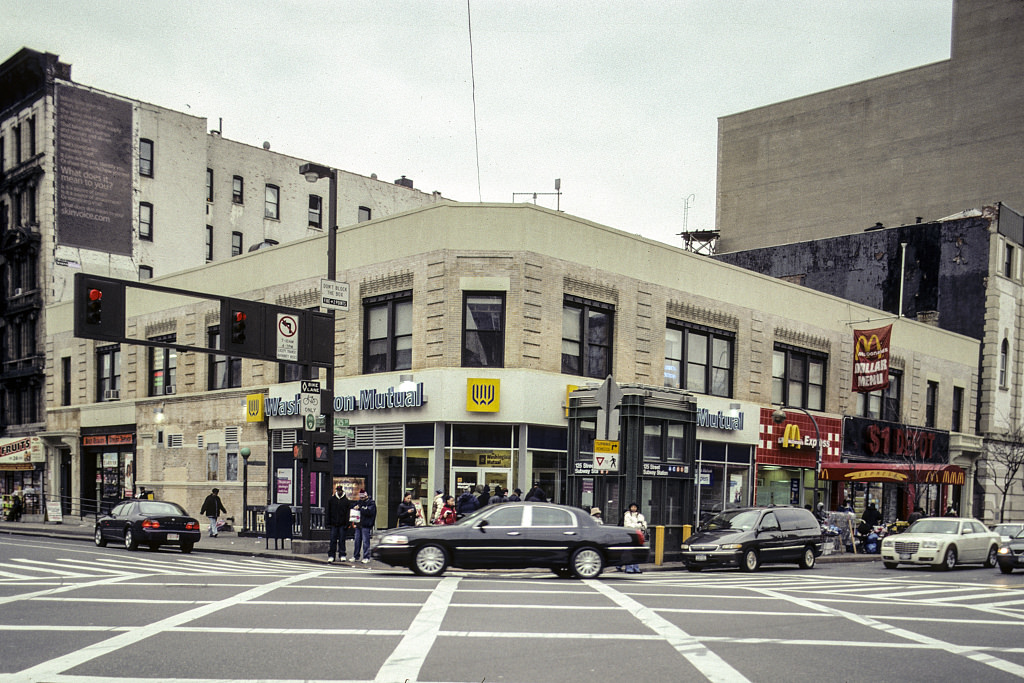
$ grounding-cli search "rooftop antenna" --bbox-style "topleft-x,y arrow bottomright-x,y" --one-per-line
512,179 -> 563,211
677,194 -> 720,255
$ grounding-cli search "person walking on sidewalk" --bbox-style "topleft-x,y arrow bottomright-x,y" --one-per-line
327,485 -> 352,563
622,503 -> 647,574
430,489 -> 444,524
437,495 -> 458,525
397,492 -> 417,527
352,489 -> 377,563
200,488 -> 227,537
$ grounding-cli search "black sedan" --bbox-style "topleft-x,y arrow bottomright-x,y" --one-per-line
372,502 -> 648,578
997,527 -> 1024,574
94,499 -> 201,553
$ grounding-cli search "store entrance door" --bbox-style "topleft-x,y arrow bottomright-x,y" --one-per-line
452,467 -> 510,498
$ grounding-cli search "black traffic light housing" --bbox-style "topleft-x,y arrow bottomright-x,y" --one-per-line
74,273 -> 126,343
220,298 -> 264,358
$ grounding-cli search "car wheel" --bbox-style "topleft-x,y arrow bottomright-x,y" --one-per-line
412,544 -> 448,577
798,547 -> 816,569
180,543 -> 194,554
984,545 -> 998,569
999,563 -> 1013,574
939,546 -> 957,571
551,567 -> 574,579
741,548 -> 760,572
686,564 -> 703,572
94,526 -> 107,547
124,527 -> 139,551
883,561 -> 899,569
571,547 -> 604,579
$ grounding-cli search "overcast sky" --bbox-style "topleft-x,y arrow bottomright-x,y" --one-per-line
4,1 -> 953,247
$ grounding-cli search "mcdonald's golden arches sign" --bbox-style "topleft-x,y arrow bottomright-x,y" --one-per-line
467,378 -> 500,412
852,324 -> 892,393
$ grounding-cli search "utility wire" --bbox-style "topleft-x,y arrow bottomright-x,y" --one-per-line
467,0 -> 482,202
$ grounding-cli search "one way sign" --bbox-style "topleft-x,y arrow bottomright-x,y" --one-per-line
593,440 -> 620,472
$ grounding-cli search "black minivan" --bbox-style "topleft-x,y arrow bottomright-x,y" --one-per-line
680,506 -> 823,572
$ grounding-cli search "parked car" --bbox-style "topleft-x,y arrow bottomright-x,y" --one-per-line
991,523 -> 1024,543
680,506 -> 823,572
371,502 -> 648,578
94,499 -> 202,553
996,527 -> 1024,574
880,517 -> 1000,570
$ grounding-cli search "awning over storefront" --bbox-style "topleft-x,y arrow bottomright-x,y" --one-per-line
820,463 -> 964,485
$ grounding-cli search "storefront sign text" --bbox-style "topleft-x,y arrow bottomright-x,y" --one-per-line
842,417 -> 948,463
777,423 -> 831,451
0,436 -> 44,463
696,408 -> 744,431
642,462 -> 690,478
82,434 -> 133,447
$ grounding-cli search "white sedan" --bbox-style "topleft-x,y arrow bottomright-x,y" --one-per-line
880,517 -> 1001,570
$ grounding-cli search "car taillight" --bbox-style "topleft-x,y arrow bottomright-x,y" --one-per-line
142,519 -> 160,530
186,521 -> 199,530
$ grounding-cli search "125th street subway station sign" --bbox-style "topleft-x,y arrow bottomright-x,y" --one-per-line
321,279 -> 350,312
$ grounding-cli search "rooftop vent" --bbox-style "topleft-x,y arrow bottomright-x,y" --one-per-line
394,175 -> 414,189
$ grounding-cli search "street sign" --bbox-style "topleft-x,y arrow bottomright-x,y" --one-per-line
321,278 -> 350,311
276,313 -> 299,362
595,376 -> 623,441
332,417 -> 351,435
593,439 -> 620,472
300,381 -> 320,432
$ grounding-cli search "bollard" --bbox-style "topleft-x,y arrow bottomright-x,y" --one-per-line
654,525 -> 665,565
682,524 -> 692,542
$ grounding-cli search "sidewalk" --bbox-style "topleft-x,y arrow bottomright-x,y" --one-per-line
0,518 -> 877,569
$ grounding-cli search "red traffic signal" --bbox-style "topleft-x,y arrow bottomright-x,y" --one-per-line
231,310 -> 247,344
86,288 -> 103,324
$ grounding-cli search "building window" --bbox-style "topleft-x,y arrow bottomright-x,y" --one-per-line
0,135 -> 5,171
207,446 -> 219,481
14,123 -> 21,163
308,194 -> 322,228
856,368 -> 902,421
952,386 -> 964,433
149,335 -> 177,396
925,380 -> 939,429
206,168 -> 213,202
139,202 -> 153,240
664,321 -> 733,397
462,292 -> 505,368
61,356 -> 72,406
206,225 -> 213,261
364,290 -> 412,373
772,344 -> 826,411
27,116 -> 36,156
231,231 -> 243,256
97,345 -> 121,402
1005,244 -> 1015,278
226,450 -> 239,482
264,184 -> 279,219
562,296 -> 614,379
1000,338 -> 1009,388
279,362 -> 315,382
358,206 -> 372,222
139,265 -> 153,280
232,176 -> 244,204
208,327 -> 241,389
139,138 -> 153,177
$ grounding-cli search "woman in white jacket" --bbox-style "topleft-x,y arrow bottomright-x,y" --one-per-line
621,503 -> 647,574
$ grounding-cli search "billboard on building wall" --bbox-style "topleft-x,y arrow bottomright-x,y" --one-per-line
55,84 -> 133,255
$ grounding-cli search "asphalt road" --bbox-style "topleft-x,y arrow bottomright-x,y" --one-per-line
2,536 -> 1024,682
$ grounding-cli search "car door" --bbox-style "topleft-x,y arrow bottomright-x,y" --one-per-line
458,504 -> 526,568
755,511 -> 785,563
103,502 -> 132,542
967,520 -> 993,562
525,505 -> 581,566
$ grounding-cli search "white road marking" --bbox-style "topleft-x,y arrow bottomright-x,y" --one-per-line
586,579 -> 752,683
374,576 -> 460,683
0,574 -> 137,607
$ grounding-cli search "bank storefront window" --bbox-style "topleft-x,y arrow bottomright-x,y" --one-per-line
696,441 -> 752,520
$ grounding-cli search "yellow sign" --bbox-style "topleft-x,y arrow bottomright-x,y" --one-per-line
594,440 -> 620,454
467,378 -> 500,412
246,393 -> 265,422
780,423 -> 803,449
593,440 -> 620,471
565,384 -> 579,417
478,452 -> 512,467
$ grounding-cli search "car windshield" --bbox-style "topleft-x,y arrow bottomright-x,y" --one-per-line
138,501 -> 186,516
908,519 -> 959,535
701,509 -> 760,532
994,524 -> 1021,536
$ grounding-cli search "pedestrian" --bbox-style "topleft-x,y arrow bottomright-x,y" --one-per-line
476,485 -> 490,509
430,488 -> 444,524
590,507 -> 603,524
813,501 -> 827,523
907,506 -> 925,526
943,505 -> 958,517
507,488 -> 522,502
525,483 -> 547,502
352,489 -> 376,563
456,486 -> 480,518
200,488 -> 226,537
397,492 -> 417,527
863,502 -> 881,527
438,495 -> 458,525
622,503 -> 647,573
840,499 -> 854,513
326,485 -> 352,563
488,486 -> 507,505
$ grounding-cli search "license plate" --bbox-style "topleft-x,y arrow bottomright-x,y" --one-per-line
167,533 -> 179,541
695,554 -> 707,562
899,552 -> 911,560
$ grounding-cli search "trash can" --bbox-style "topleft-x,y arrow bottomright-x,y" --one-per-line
265,504 -> 294,550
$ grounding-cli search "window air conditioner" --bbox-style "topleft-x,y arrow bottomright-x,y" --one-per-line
104,389 -> 120,401
165,385 -> 176,395
13,288 -> 22,296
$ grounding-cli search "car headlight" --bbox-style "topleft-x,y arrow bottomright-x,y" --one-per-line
921,540 -> 938,549
680,544 -> 690,551
882,539 -> 894,547
720,543 -> 742,550
999,547 -> 1011,555
380,535 -> 409,545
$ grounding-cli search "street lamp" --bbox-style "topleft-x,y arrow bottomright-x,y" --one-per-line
772,405 -> 823,509
240,447 -> 251,533
299,162 -> 337,541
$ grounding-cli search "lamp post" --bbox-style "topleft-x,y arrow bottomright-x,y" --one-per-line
299,162 -> 337,541
240,447 -> 251,533
772,405 -> 823,509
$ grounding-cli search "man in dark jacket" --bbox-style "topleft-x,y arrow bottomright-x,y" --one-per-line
326,485 -> 352,563
476,485 -> 490,509
200,488 -> 227,537
396,492 -> 417,527
507,488 -> 522,502
488,487 -> 507,505
456,486 -> 479,518
525,484 -> 547,502
352,489 -> 377,563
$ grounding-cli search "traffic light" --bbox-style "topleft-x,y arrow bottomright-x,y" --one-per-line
74,273 -> 126,342
231,310 -> 247,344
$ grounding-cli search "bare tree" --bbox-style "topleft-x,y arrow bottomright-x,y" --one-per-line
985,424 -> 1024,523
